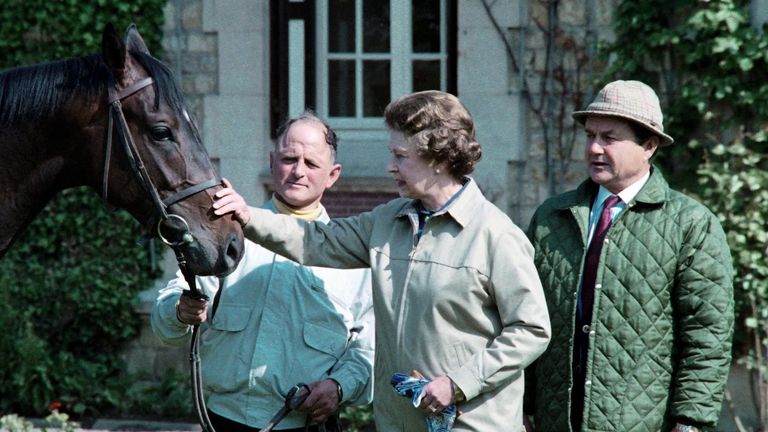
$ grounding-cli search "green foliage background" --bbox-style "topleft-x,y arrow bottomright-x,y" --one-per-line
604,0 -> 768,371
0,0 -> 170,418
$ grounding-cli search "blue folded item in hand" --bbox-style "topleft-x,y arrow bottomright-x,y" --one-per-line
391,372 -> 457,432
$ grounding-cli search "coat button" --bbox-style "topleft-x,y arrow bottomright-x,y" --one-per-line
595,284 -> 602,289
585,380 -> 592,386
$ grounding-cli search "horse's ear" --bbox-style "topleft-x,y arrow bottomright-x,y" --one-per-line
102,22 -> 128,80
125,23 -> 151,55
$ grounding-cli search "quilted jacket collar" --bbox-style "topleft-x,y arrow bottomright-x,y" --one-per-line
551,166 -> 669,210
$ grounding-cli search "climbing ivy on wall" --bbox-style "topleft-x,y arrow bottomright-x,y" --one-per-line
604,0 -> 768,426
604,0 -> 768,184
0,1 -> 167,418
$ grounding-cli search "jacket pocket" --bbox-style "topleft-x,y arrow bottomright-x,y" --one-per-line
303,321 -> 347,359
619,351 -> 671,430
437,342 -> 470,373
201,304 -> 252,393
289,321 -> 349,380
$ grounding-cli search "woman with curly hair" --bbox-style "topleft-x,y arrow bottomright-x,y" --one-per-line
213,91 -> 551,431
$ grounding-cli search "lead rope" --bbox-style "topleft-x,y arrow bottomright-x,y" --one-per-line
176,248 -> 216,432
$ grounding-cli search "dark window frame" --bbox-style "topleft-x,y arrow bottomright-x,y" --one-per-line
270,0 -> 457,138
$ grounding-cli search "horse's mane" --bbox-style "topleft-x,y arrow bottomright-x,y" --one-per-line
0,50 -> 188,125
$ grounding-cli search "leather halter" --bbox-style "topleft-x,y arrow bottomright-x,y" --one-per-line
102,76 -> 218,432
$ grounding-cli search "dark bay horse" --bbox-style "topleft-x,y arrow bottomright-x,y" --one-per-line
0,24 -> 243,276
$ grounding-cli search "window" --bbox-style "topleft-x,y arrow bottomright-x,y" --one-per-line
317,0 -> 456,130
270,0 -> 456,136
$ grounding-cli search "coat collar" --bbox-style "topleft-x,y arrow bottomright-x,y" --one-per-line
395,177 -> 481,228
552,166 -> 669,210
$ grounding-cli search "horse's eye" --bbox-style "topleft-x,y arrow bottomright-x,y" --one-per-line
151,126 -> 174,142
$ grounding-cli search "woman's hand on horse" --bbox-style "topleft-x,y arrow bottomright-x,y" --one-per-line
176,295 -> 208,325
213,178 -> 251,226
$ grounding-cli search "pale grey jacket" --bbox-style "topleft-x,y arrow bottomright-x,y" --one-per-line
151,201 -> 374,429
243,179 -> 550,431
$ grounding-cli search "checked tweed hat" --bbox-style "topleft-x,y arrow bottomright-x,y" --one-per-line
573,80 -> 674,146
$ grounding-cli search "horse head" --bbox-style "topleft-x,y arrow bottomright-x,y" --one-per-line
98,24 -> 243,277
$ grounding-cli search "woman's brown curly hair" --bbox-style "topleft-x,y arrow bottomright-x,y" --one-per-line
384,90 -> 482,179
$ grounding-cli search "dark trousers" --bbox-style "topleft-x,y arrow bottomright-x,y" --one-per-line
208,410 -> 341,432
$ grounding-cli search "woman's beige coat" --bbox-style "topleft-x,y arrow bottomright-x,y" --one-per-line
244,179 -> 551,431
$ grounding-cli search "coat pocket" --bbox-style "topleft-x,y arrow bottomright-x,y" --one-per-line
200,304 -> 252,393
445,342 -> 469,371
617,351 -> 672,431
289,321 -> 349,379
303,321 -> 347,359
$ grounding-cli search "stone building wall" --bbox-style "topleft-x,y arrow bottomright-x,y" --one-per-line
160,0 -> 216,136
506,0 -> 617,227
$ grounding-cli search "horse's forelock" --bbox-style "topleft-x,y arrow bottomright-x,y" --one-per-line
132,52 -> 186,114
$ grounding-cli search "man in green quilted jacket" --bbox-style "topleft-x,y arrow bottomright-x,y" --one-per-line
524,80 -> 734,432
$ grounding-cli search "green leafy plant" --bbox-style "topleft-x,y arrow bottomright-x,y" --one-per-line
41,402 -> 80,432
698,140 -> 768,428
0,414 -> 33,432
0,190 -> 157,417
0,403 -> 81,432
0,0 -> 166,419
120,369 -> 193,419
341,404 -> 375,432
604,0 -> 768,186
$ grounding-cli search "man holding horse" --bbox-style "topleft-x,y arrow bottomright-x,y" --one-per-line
151,111 -> 374,432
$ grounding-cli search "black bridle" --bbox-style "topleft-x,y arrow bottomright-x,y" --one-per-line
102,76 -> 220,238
103,76 -> 218,432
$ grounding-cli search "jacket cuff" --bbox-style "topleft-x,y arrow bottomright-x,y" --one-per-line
328,372 -> 353,404
161,295 -> 189,331
447,367 -> 482,401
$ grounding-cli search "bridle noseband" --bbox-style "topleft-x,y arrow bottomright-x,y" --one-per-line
102,76 -> 218,432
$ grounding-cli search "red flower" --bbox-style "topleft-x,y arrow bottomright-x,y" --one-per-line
48,401 -> 62,412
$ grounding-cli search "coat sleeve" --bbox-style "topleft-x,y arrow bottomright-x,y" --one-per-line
243,206 -> 374,268
150,271 -> 220,346
671,210 -> 734,427
447,226 -> 551,400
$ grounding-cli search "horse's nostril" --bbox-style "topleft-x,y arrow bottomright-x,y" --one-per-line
225,233 -> 242,265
